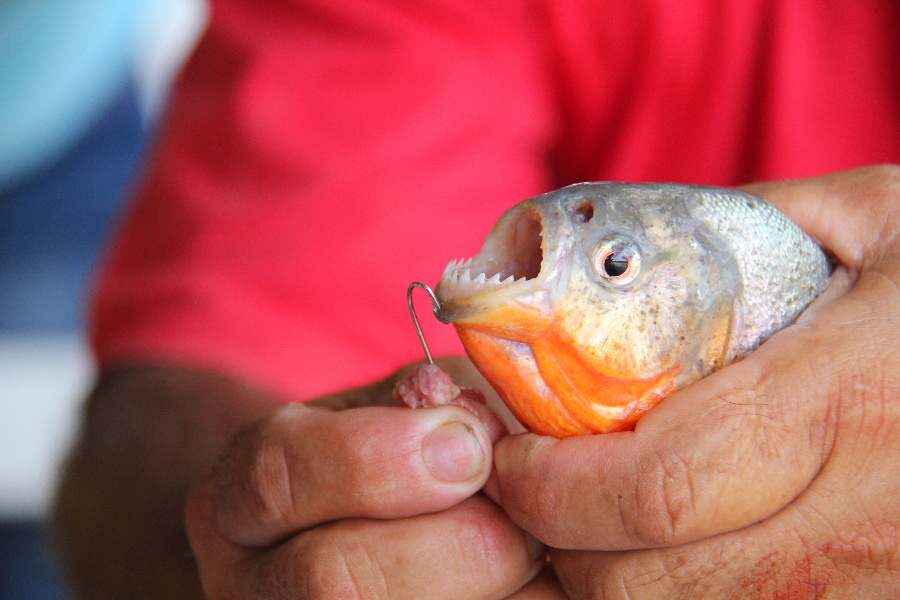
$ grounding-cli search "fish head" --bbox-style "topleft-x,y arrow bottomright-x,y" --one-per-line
435,183 -> 743,437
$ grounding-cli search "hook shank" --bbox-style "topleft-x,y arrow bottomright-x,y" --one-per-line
407,282 -> 441,365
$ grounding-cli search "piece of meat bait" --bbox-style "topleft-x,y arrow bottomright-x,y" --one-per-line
393,364 -> 507,440
392,364 -> 486,410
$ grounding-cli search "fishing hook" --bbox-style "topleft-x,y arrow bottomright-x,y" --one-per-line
407,282 -> 441,365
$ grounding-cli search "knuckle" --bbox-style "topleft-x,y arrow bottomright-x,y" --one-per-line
214,410 -> 301,537
452,498 -> 526,585
245,434 -> 296,525
630,450 -> 696,547
619,550 -> 729,599
325,423 -> 399,513
295,534 -> 388,600
559,549 -> 718,600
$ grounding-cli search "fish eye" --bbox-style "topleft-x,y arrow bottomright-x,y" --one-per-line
591,236 -> 641,285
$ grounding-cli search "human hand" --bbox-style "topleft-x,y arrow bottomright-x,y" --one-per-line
486,166 -> 900,598
184,357 -> 565,599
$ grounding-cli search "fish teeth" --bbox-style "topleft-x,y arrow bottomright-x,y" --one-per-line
440,257 -> 527,293
442,258 -> 477,286
443,260 -> 457,280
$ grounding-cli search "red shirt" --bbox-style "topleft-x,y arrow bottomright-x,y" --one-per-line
92,0 -> 900,401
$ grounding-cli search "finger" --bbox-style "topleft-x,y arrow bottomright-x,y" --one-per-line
550,461 -> 900,600
194,494 -> 547,600
198,402 -> 496,548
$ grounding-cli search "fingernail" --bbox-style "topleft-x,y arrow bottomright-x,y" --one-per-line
422,421 -> 486,482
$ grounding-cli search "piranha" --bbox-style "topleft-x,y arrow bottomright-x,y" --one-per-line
432,183 -> 830,438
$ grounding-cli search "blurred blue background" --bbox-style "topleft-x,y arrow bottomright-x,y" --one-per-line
0,1 -> 206,597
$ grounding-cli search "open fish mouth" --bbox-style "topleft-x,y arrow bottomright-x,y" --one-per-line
435,205 -> 547,323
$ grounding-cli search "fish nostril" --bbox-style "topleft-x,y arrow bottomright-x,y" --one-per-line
572,201 -> 594,224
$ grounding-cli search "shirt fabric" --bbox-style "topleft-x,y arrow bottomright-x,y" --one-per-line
92,0 -> 900,401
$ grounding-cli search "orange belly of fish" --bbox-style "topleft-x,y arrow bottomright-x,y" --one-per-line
456,326 -> 678,438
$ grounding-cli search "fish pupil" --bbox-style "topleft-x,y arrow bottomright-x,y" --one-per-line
604,252 -> 629,277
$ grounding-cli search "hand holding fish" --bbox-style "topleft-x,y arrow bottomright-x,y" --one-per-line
183,357 -> 563,599
486,166 -> 900,598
